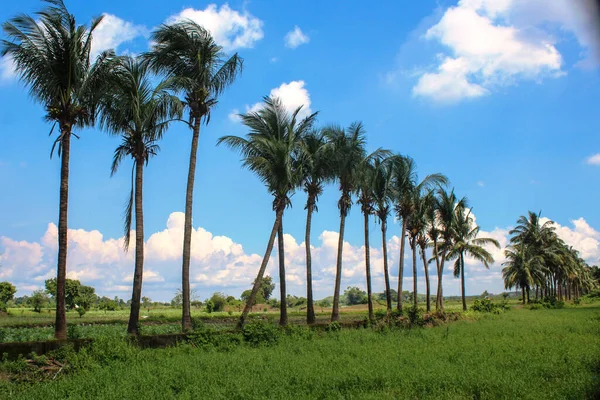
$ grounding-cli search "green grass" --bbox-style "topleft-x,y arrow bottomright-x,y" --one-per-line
1,305 -> 598,399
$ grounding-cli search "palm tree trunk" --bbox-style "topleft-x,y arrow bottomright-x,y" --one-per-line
522,287 -> 526,304
526,286 -> 530,304
127,160 -> 145,335
54,128 -> 71,340
437,252 -> 446,311
433,238 -> 443,311
363,211 -> 374,323
238,206 -> 283,328
381,219 -> 392,314
305,195 -> 316,324
411,238 -> 418,308
460,252 -> 467,311
181,117 -> 201,332
420,246 -> 430,312
331,209 -> 347,322
277,220 -> 288,326
396,217 -> 406,312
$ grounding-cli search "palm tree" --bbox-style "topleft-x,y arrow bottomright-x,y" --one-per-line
372,156 -> 398,315
100,56 -> 182,335
298,131 -> 332,324
434,188 -> 466,311
218,96 -> 316,327
356,158 -> 377,322
391,156 -> 447,312
502,243 -> 546,304
414,191 -> 435,312
325,123 -> 380,322
446,205 -> 500,311
1,0 -> 114,339
146,21 -> 243,331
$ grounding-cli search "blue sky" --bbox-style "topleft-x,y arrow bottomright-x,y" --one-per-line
0,0 -> 599,302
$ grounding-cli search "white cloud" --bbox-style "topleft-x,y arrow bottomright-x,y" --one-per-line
284,26 -> 310,48
1,212 -> 597,301
228,109 -> 241,122
0,56 -> 16,82
91,14 -> 147,58
412,0 -> 600,102
477,181 -> 485,187
236,81 -> 313,122
586,153 -> 600,165
167,4 -> 264,51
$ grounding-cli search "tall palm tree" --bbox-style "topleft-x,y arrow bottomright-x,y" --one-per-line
298,131 -> 332,324
1,0 -> 114,339
356,158 -> 377,322
446,205 -> 500,311
100,57 -> 182,335
415,192 -> 435,312
218,96 -> 316,327
146,21 -> 243,331
502,243 -> 546,304
391,156 -> 447,312
325,123 -> 383,322
434,188 -> 466,311
372,156 -> 398,315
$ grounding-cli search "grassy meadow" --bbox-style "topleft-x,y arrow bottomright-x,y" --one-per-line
1,304 -> 598,399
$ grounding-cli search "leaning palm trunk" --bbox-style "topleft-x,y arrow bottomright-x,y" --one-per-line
420,246 -> 431,312
381,219 -> 392,314
331,210 -> 348,322
304,195 -> 316,324
460,252 -> 467,311
55,129 -> 71,340
127,160 -> 145,335
277,221 -> 288,326
238,207 -> 283,328
181,118 -> 201,332
433,238 -> 443,311
363,212 -> 374,323
396,218 -> 406,312
411,239 -> 418,308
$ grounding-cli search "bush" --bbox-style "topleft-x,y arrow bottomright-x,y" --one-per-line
76,307 -> 86,318
471,298 -> 509,314
407,306 -> 425,327
374,309 -> 387,321
209,293 -> 227,312
242,320 -> 280,347
67,325 -> 82,340
325,321 -> 341,333
542,297 -> 564,309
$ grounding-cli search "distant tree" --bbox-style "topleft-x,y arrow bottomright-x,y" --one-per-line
45,278 -> 96,310
344,287 -> 368,305
256,275 -> 276,301
191,300 -> 203,308
481,290 -> 489,298
209,293 -> 227,312
0,282 -> 16,311
99,297 -> 118,312
29,290 -> 49,313
317,299 -> 331,312
142,296 -> 152,312
241,289 -> 265,306
171,291 -> 183,308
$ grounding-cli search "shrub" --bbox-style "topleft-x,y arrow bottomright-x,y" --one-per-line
374,309 -> 387,321
67,325 -> 82,340
76,307 -> 86,318
242,320 -> 280,347
471,298 -> 509,313
407,306 -> 425,327
325,321 -> 342,333
205,300 -> 215,313
542,297 -> 564,309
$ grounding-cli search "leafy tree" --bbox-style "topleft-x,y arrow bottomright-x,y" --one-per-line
45,278 -> 96,310
29,290 -> 49,313
317,299 -> 331,312
344,287 -> 368,305
100,56 -> 181,335
255,275 -> 275,301
241,289 -> 265,306
219,96 -> 316,327
99,297 -> 118,312
1,0 -> 114,339
209,293 -> 227,312
0,282 -> 16,311
171,291 -> 183,308
146,20 -> 243,331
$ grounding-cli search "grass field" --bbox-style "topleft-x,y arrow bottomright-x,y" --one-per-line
1,304 -> 598,399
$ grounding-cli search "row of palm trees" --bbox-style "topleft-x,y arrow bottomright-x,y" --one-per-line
2,0 -> 242,338
502,211 -> 597,303
220,97 -> 502,326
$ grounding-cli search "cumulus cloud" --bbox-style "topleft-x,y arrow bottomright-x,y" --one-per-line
91,14 -> 147,57
0,56 -> 16,82
0,212 -> 598,300
586,153 -> 600,165
412,0 -> 600,102
284,26 -> 310,48
167,4 -> 264,51
236,81 -> 313,122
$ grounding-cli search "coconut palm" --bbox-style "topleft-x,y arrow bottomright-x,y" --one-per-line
218,96 -> 316,327
446,205 -> 500,311
415,192 -> 435,312
1,0 -> 114,339
434,188 -> 466,311
372,156 -> 398,314
502,243 -> 546,304
298,131 -> 332,324
391,157 -> 447,312
356,158 -> 377,322
146,21 -> 243,331
99,57 -> 182,335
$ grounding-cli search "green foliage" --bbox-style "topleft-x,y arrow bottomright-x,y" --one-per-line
44,278 -> 96,311
76,307 -> 86,318
286,295 -> 307,308
344,286 -> 368,305
407,306 -> 424,327
471,298 -> 509,314
67,325 -> 82,340
208,293 -> 227,312
325,321 -> 342,333
0,282 -> 16,308
28,290 -> 48,313
242,320 -> 280,347
240,289 -> 264,306
99,297 -> 118,312
205,300 -> 214,313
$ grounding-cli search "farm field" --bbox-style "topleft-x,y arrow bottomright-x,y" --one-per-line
1,305 -> 598,399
